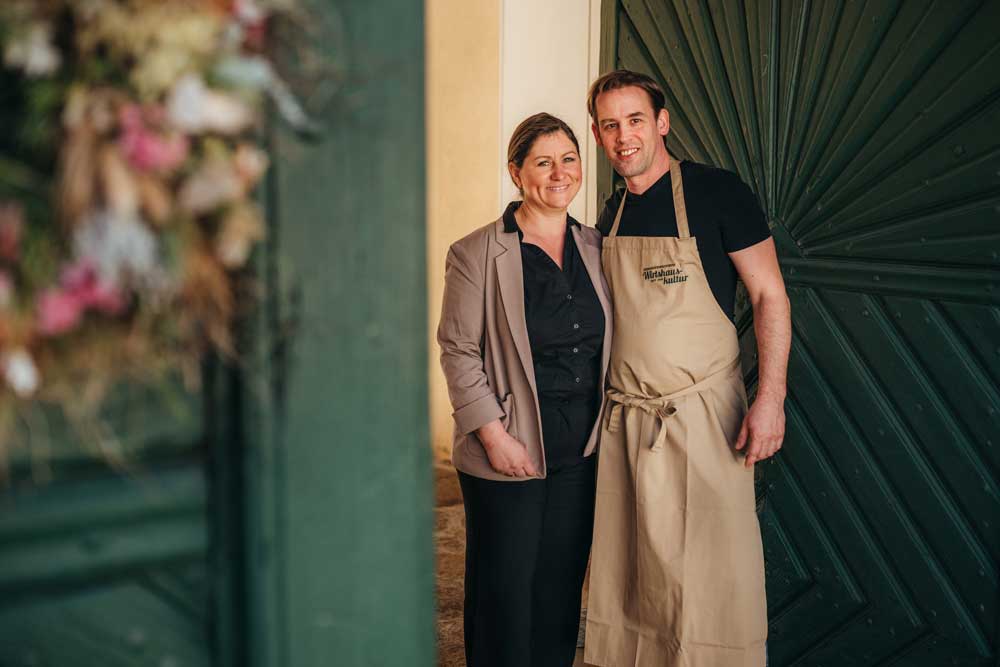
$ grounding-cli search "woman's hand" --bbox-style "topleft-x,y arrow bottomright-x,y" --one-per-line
476,420 -> 539,478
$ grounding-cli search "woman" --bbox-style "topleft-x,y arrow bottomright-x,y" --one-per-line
437,113 -> 612,667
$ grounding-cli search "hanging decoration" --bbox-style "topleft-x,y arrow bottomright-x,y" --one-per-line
0,0 -> 317,468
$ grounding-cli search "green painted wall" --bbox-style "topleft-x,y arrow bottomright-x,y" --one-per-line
244,1 -> 435,666
603,0 -> 1000,664
0,1 -> 433,665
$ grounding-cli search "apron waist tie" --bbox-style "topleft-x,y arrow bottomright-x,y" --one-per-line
604,359 -> 741,451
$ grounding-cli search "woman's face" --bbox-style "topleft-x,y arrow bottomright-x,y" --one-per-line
509,131 -> 582,213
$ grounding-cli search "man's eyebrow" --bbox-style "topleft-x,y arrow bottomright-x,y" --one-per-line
600,111 -> 646,124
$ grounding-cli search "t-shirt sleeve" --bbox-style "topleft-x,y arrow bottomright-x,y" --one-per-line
718,172 -> 770,252
595,192 -> 619,236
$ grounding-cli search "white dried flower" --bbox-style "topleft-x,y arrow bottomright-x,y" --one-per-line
167,74 -> 256,135
3,348 -> 40,398
73,209 -> 166,291
3,22 -> 61,77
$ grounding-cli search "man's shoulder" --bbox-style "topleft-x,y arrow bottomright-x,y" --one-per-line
681,160 -> 744,189
597,186 -> 626,235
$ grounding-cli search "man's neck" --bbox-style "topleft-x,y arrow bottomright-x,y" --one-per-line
625,149 -> 672,195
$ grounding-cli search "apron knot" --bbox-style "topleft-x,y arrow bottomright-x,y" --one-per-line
604,390 -> 678,451
603,360 -> 740,451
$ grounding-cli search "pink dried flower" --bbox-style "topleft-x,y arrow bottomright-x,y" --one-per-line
60,260 -> 127,315
36,288 -> 83,337
119,104 -> 190,173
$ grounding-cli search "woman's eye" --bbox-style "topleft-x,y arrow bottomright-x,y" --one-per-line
537,160 -> 550,167
564,156 -> 577,163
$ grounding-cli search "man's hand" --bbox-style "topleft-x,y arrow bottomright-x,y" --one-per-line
477,420 -> 539,477
735,393 -> 785,468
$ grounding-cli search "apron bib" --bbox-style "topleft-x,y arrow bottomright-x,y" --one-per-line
585,160 -> 767,667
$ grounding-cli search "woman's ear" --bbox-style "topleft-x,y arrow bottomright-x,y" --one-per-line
508,162 -> 522,191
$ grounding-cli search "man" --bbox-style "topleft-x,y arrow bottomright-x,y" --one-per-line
583,69 -> 791,667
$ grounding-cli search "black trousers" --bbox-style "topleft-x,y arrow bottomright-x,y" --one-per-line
459,455 -> 597,667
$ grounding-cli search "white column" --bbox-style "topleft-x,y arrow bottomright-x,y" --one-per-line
499,0 -> 604,225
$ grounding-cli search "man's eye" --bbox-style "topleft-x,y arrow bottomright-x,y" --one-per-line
605,123 -> 616,130
630,118 -> 642,124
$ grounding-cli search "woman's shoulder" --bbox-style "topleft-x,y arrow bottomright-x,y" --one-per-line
575,222 -> 603,244
449,216 -> 503,253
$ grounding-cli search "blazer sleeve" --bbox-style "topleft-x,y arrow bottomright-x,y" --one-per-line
437,239 -> 505,435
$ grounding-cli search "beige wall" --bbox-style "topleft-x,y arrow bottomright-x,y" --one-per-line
426,0 -> 502,461
427,0 -> 602,461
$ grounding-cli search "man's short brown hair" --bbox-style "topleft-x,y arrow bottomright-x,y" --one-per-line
587,69 -> 666,121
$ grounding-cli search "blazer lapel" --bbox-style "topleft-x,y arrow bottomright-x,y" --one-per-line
572,225 -> 613,379
494,218 -> 539,397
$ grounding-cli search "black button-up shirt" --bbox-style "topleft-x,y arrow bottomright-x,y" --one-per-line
504,202 -> 605,469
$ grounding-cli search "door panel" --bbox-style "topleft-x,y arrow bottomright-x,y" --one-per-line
603,1 -> 1000,663
0,395 -> 214,667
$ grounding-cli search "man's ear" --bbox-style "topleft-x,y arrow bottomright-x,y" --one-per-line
657,108 -> 670,137
591,122 -> 603,148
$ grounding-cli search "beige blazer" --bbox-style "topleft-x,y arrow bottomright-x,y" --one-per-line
437,213 -> 613,481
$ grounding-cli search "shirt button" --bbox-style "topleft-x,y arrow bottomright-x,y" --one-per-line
572,347 -> 579,353
575,377 -> 581,383
573,323 -> 580,329
566,294 -> 573,300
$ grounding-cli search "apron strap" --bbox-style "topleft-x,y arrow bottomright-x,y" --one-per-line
608,189 -> 627,238
670,157 -> 690,239
607,157 -> 690,239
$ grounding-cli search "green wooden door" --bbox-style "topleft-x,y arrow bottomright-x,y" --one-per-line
0,55 -> 237,667
242,0 -> 435,666
0,384 -> 223,666
1,0 -> 433,665
601,1 -> 1000,664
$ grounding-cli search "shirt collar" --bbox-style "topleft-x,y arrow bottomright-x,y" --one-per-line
625,167 -> 672,203
502,201 -> 581,236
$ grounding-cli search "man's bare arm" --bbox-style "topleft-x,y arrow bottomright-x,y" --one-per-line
729,237 -> 791,468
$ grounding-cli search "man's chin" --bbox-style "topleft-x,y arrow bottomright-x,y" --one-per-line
613,163 -> 645,178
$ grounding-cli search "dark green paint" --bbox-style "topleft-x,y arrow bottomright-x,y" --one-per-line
0,1 -> 432,665
603,0 -> 1000,663
244,1 -> 434,666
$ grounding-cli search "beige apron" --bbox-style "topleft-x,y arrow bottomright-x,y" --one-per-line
585,160 -> 767,667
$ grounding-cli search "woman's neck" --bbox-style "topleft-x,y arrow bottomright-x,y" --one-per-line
515,200 -> 566,239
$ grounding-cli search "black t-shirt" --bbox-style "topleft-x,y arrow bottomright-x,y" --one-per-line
597,161 -> 770,321
503,202 -> 604,469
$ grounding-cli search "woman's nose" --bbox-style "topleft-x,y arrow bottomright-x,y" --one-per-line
551,163 -> 565,179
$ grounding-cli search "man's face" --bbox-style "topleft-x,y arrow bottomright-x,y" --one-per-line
591,86 -> 669,178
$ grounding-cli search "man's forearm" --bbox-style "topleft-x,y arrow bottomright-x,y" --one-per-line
752,291 -> 791,402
